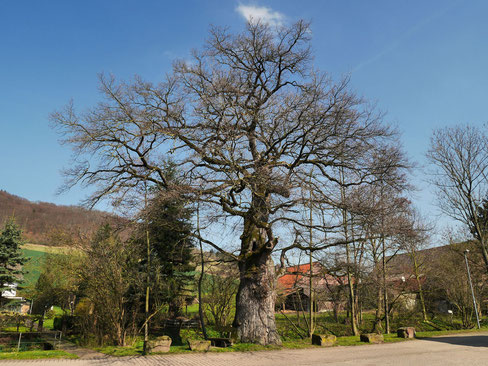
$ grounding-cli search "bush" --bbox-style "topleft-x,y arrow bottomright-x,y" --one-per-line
0,311 -> 31,331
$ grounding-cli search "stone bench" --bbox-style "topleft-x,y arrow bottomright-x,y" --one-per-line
148,336 -> 172,353
360,333 -> 384,344
188,339 -> 211,351
208,337 -> 233,347
311,334 -> 336,347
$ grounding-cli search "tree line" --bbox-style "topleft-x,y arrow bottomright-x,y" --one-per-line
0,190 -> 121,245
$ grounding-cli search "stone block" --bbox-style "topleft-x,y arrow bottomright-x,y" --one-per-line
311,334 -> 336,347
397,327 -> 416,339
360,333 -> 384,344
188,339 -> 211,351
148,336 -> 172,353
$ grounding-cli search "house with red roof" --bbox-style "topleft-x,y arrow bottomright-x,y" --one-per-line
276,262 -> 348,312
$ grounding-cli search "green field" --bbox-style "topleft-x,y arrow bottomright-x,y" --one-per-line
21,248 -> 46,290
20,244 -> 71,293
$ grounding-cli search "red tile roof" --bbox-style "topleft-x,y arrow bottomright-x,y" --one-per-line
277,262 -> 346,294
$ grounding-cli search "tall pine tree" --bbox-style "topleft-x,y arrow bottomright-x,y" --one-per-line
138,161 -> 195,317
0,218 -> 26,299
145,190 -> 195,316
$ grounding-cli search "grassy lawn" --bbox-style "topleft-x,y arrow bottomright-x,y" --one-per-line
275,310 -> 487,339
95,345 -> 143,357
416,326 -> 488,338
89,307 -> 488,357
8,326 -> 488,359
92,324 -> 488,357
91,334 -> 428,357
1,326 -> 31,332
93,336 -> 412,356
0,350 -> 78,360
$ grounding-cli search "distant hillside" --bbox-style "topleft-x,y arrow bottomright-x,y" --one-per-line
0,190 -> 122,245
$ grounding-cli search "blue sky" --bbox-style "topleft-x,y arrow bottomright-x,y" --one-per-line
1,0 -> 487,230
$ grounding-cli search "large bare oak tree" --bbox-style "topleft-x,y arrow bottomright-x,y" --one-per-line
51,21 -> 406,345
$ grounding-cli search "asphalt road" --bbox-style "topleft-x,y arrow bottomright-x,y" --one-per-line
2,332 -> 488,365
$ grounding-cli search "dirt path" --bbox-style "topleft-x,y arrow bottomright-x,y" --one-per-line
55,341 -> 108,360
2,332 -> 488,365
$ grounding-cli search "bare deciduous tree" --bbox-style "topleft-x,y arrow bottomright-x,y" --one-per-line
424,241 -> 486,328
350,184 -> 412,333
401,211 -> 432,322
51,21 -> 407,344
427,125 -> 488,273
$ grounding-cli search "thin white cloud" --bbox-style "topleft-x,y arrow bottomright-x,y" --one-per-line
236,4 -> 285,27
352,1 -> 460,73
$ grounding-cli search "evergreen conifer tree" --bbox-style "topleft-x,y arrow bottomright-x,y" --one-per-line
146,191 -> 195,316
0,218 -> 26,298
139,161 -> 196,317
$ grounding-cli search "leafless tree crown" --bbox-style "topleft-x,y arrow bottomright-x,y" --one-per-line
52,21 -> 407,256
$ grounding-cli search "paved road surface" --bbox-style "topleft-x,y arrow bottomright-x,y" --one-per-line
2,332 -> 488,365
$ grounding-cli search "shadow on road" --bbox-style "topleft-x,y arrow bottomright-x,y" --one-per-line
420,335 -> 488,348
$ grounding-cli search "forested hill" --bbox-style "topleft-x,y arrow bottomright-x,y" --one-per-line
0,190 -> 121,245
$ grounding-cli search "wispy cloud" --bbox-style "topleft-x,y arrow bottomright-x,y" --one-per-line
352,1 -> 460,73
236,4 -> 285,27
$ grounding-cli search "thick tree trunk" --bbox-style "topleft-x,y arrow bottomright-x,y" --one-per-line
231,188 -> 282,345
232,210 -> 281,345
233,251 -> 281,345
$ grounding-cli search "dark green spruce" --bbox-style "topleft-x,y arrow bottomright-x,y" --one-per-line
0,218 -> 26,298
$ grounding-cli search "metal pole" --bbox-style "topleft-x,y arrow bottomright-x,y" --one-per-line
464,250 -> 481,329
143,180 -> 150,354
308,171 -> 314,338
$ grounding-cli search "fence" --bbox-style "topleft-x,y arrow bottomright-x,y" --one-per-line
0,331 -> 63,352
162,319 -> 200,329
